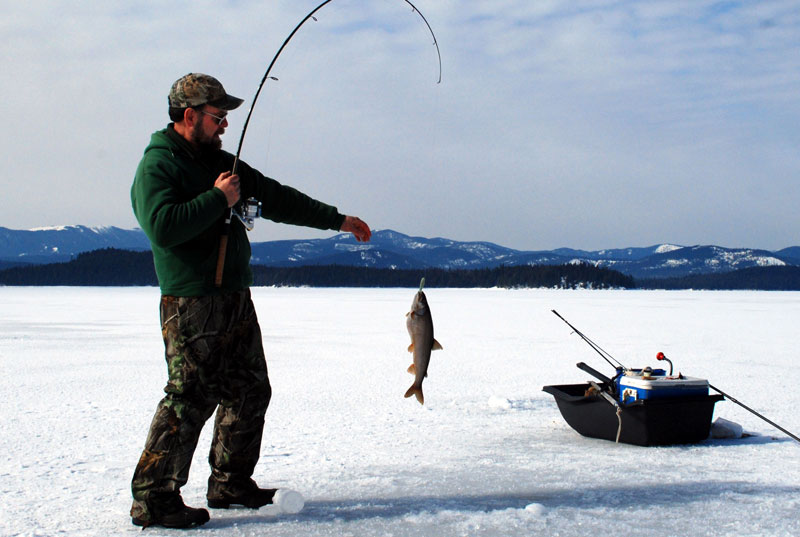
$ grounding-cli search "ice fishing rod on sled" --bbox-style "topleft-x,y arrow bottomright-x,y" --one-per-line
552,310 -> 800,444
214,0 -> 442,287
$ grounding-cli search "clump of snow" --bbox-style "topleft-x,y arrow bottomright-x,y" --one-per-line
274,489 -> 305,514
524,502 -> 546,515
711,418 -> 744,439
488,396 -> 512,410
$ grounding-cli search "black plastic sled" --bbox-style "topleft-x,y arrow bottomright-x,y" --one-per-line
543,383 -> 724,446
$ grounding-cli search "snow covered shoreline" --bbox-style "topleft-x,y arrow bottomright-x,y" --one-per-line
2,287 -> 799,536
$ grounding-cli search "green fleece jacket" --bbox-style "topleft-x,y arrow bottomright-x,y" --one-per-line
131,125 -> 345,296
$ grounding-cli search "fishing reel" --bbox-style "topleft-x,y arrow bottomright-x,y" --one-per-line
232,197 -> 262,231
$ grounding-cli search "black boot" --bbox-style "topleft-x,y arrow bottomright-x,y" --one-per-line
131,494 -> 210,529
207,477 -> 277,509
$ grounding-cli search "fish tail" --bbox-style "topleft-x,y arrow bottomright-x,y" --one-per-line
404,385 -> 424,405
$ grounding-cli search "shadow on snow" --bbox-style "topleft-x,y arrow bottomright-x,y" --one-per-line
206,480 -> 800,529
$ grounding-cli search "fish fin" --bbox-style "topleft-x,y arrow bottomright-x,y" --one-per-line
407,343 -> 415,352
432,339 -> 443,351
404,385 -> 424,405
407,363 -> 416,375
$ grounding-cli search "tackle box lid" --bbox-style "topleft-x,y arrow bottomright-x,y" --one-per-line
619,375 -> 708,390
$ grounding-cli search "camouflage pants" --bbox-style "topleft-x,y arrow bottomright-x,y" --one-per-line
131,290 -> 271,517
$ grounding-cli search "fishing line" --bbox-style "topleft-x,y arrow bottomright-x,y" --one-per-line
261,15 -> 316,171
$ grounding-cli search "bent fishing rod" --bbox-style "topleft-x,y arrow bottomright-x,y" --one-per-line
214,0 -> 442,287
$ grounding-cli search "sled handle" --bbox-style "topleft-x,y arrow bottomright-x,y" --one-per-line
577,362 -> 614,386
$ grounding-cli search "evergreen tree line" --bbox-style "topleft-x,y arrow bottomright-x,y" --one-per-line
1,248 -> 798,289
0,248 -> 158,286
639,265 -> 800,290
251,263 -> 633,288
0,248 -> 632,288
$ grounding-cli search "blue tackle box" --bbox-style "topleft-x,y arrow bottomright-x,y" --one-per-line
616,370 -> 709,403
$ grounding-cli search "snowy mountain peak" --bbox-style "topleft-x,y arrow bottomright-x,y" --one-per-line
655,244 -> 682,254
28,224 -> 116,234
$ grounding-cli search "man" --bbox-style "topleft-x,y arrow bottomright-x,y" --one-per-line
129,73 -> 371,529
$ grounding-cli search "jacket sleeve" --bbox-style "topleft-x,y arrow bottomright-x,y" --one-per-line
237,159 -> 346,231
132,150 -> 229,248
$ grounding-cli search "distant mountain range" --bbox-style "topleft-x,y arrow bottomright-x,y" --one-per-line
1,225 -> 798,280
0,225 -> 150,265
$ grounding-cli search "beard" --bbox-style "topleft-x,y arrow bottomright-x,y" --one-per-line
190,122 -> 223,152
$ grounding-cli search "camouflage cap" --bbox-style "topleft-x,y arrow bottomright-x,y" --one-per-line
168,73 -> 244,110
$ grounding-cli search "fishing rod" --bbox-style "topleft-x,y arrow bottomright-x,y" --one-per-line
708,384 -> 799,443
551,310 -> 627,372
214,0 -> 442,287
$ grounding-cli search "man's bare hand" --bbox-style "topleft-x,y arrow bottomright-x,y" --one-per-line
214,171 -> 240,208
340,216 -> 372,242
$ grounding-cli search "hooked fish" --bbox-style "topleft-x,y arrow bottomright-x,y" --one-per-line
405,280 -> 442,405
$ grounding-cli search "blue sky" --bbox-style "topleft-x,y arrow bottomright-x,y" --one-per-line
3,0 -> 798,250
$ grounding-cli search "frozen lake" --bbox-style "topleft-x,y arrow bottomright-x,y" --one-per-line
1,286 -> 799,536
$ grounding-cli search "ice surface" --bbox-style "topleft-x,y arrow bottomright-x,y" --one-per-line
1,287 -> 799,536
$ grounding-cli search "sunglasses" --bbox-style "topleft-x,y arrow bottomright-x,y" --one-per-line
201,110 -> 228,125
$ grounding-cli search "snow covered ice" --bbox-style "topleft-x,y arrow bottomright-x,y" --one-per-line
1,286 -> 799,537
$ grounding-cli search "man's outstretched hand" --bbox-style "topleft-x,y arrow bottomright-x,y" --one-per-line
340,216 -> 372,242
